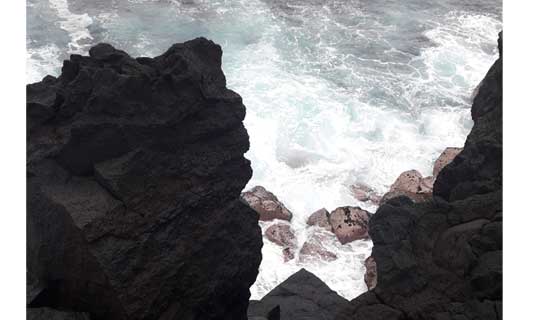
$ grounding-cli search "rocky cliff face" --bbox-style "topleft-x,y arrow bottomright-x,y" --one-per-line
26,38 -> 262,320
336,32 -> 502,320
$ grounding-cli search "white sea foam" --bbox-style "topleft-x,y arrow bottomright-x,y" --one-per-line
26,43 -> 62,83
48,0 -> 94,53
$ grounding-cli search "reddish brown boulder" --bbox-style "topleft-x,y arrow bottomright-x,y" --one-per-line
265,223 -> 297,262
380,170 -> 434,204
299,231 -> 338,262
242,186 -> 293,221
433,147 -> 463,177
307,208 -> 332,231
328,206 -> 371,244
364,256 -> 377,290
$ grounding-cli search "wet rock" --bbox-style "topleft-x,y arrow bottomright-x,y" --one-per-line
265,223 -> 297,262
433,147 -> 463,177
248,269 -> 348,320
242,186 -> 293,221
380,170 -> 434,204
26,39 -> 262,320
329,206 -> 371,244
306,208 -> 332,231
364,256 -> 377,290
299,230 -> 338,262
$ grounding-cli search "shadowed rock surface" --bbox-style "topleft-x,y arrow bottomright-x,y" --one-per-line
336,32 -> 502,320
27,308 -> 90,320
265,222 -> 297,262
248,269 -> 348,320
242,186 -> 293,221
26,38 -> 262,320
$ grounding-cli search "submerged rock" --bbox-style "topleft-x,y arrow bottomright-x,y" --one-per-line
27,39 -> 262,320
242,186 -> 293,221
329,206 -> 371,244
433,147 -> 463,177
248,269 -> 348,320
350,183 -> 381,204
265,222 -> 297,262
299,230 -> 338,262
337,31 -> 503,320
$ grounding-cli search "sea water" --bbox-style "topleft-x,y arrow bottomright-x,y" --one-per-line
27,0 -> 502,300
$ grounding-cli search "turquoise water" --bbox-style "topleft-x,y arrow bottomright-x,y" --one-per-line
27,0 -> 502,299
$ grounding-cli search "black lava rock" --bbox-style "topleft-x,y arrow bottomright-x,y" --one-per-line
248,269 -> 348,320
26,38 -> 262,320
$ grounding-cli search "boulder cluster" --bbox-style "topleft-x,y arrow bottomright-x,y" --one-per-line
249,32 -> 502,320
242,185 -> 373,263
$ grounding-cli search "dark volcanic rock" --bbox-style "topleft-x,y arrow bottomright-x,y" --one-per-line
336,32 -> 502,320
27,308 -> 90,320
329,206 -> 371,244
265,222 -> 297,262
306,208 -> 332,231
242,186 -> 293,221
248,269 -> 348,320
26,39 -> 262,320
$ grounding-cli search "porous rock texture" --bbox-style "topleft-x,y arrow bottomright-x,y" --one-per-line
248,269 -> 348,320
329,206 -> 371,244
336,32 -> 502,320
26,38 -> 262,320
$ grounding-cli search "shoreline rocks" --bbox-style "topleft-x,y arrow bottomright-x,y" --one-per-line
27,39 -> 262,320
329,206 -> 371,244
306,208 -> 332,231
242,186 -> 293,221
299,230 -> 338,262
265,223 -> 297,262
380,169 -> 434,204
